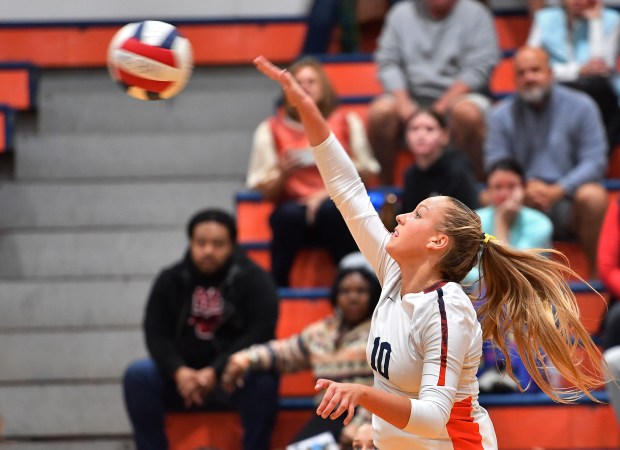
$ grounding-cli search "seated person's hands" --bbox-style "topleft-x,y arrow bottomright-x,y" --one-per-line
496,185 -> 524,224
174,366 -> 205,407
302,190 -> 330,225
580,58 -> 610,77
525,179 -> 565,212
221,352 -> 250,393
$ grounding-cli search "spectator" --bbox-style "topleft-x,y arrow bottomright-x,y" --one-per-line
598,197 -> 620,422
466,157 -> 553,284
222,265 -> 381,448
401,108 -> 480,215
527,0 -> 620,152
485,46 -> 608,278
246,56 -> 380,287
368,0 -> 500,184
122,209 -> 280,450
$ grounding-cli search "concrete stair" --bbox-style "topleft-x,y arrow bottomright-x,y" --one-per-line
0,64 -> 278,445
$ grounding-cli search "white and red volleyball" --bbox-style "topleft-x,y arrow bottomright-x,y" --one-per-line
107,20 -> 193,101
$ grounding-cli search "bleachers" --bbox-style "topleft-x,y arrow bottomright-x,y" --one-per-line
1,7 -> 620,450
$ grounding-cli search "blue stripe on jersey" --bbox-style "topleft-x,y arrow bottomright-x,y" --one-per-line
437,287 -> 448,386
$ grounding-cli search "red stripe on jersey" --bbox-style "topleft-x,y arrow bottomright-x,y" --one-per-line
423,280 -> 448,294
436,288 -> 448,386
446,397 -> 484,449
120,37 -> 177,67
118,69 -> 172,93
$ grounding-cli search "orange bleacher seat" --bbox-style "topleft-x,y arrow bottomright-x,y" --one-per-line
553,241 -> 590,281
0,64 -> 36,111
0,22 -> 305,68
489,403 -> 620,449
490,57 -> 516,95
323,61 -> 381,98
576,290 -> 609,335
237,200 -> 273,242
277,297 -> 333,397
166,409 -> 314,450
494,15 -> 531,51
245,245 -> 336,287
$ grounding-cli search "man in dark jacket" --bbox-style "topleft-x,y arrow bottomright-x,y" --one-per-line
123,209 -> 280,450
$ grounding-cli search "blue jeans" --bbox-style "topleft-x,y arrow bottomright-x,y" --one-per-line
122,359 -> 279,450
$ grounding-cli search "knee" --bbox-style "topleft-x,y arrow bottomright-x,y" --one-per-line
270,202 -> 305,229
449,100 -> 484,130
123,359 -> 156,390
315,198 -> 339,220
573,183 -> 608,212
242,371 -> 280,399
368,96 -> 399,127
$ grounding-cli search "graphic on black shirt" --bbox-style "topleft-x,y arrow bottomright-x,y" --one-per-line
187,286 -> 224,339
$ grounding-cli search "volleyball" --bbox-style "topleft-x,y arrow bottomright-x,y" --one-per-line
107,20 -> 193,101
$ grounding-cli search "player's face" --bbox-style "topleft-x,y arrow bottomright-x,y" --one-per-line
336,272 -> 372,326
190,222 -> 235,274
294,66 -> 324,104
405,112 -> 448,158
387,197 -> 447,260
487,169 -> 523,206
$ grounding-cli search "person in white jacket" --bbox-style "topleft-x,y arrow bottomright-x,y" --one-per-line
253,55 -> 607,450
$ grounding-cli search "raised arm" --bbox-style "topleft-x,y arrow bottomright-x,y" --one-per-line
254,56 -> 330,145
253,56 -> 392,281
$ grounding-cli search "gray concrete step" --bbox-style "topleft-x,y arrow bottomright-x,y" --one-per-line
0,179 -> 242,229
0,439 -> 134,450
35,67 -> 279,134
0,230 -> 184,278
0,280 -> 149,330
0,384 -> 131,437
0,330 -> 144,382
15,132 -> 252,180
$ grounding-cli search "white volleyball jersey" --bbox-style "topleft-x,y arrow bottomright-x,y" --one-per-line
312,134 -> 498,449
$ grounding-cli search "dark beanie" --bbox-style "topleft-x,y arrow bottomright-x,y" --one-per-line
186,209 -> 237,243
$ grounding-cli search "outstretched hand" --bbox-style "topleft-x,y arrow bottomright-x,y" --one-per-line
315,378 -> 364,425
253,55 -> 309,109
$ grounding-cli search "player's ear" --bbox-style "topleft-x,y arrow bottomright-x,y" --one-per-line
426,234 -> 449,251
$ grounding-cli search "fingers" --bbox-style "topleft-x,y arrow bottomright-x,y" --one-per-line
316,386 -> 340,418
343,404 -> 356,426
253,55 -> 285,82
315,378 -> 332,391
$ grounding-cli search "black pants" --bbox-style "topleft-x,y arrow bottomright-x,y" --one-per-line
269,198 -> 358,286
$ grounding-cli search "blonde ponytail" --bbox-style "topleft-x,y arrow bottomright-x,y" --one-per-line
478,240 -> 606,402
438,197 -> 607,403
